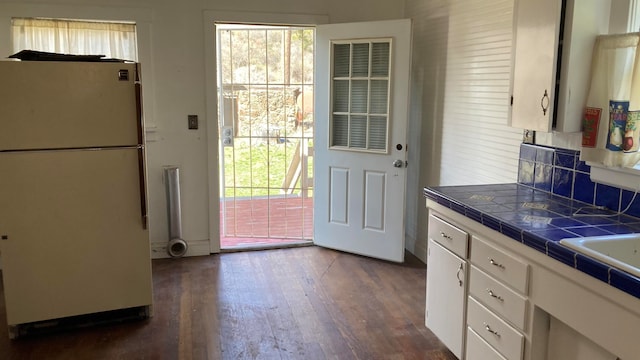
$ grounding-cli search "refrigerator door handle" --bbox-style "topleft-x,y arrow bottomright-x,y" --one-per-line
134,63 -> 147,229
135,84 -> 143,145
138,147 -> 148,230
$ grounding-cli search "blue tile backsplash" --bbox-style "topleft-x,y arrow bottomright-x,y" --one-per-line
424,143 -> 640,301
518,144 -> 640,218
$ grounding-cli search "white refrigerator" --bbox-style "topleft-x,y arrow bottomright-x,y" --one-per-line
0,61 -> 153,337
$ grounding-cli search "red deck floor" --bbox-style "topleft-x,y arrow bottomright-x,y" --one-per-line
220,196 -> 313,248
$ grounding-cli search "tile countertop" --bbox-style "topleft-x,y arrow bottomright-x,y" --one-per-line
424,183 -> 640,300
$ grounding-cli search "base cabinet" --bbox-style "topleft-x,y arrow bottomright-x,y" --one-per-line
466,327 -> 507,360
425,214 -> 469,359
427,200 -> 640,360
426,239 -> 467,358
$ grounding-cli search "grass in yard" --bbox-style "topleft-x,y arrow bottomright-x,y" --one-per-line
222,138 -> 312,198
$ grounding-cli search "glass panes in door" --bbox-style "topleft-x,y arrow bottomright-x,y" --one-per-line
330,39 -> 391,152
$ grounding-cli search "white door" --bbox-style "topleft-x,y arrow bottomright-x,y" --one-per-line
313,19 -> 411,262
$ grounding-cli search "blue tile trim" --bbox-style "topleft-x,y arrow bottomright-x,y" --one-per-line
547,241 -> 575,268
450,201 -> 466,215
481,214 -> 501,232
576,254 -> 610,283
466,207 -> 483,223
609,269 -> 640,298
436,196 -> 451,208
501,222 -> 523,242
522,232 -> 547,254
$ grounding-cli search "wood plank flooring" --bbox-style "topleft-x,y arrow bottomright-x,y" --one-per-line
0,246 -> 456,360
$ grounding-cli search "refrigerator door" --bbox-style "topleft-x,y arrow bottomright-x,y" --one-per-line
0,148 -> 152,325
0,61 -> 142,151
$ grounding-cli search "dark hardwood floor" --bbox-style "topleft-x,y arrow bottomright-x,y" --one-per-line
0,246 -> 456,360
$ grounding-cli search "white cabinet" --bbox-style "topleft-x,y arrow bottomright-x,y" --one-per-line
467,297 -> 525,360
466,327 -> 507,360
425,214 -> 468,359
427,199 -> 640,360
510,0 -> 610,132
466,238 -> 530,360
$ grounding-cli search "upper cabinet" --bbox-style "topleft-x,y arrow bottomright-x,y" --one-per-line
510,0 -> 611,133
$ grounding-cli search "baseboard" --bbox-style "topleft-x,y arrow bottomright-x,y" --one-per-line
151,239 -> 210,259
414,239 -> 428,264
405,233 -> 428,263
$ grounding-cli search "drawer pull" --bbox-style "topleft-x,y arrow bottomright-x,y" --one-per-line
486,288 -> 504,302
484,323 -> 501,338
440,231 -> 452,240
456,263 -> 464,286
489,258 -> 505,269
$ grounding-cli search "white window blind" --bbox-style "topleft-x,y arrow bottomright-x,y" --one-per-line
12,18 -> 138,61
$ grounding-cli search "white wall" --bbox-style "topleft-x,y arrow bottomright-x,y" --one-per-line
0,0 -> 404,258
404,0 -> 522,261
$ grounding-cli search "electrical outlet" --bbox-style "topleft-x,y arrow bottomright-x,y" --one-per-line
523,129 -> 535,144
188,115 -> 198,130
221,126 -> 234,147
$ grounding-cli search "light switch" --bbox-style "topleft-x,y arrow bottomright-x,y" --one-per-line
188,115 -> 198,130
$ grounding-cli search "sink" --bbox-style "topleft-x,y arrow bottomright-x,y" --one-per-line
559,234 -> 640,278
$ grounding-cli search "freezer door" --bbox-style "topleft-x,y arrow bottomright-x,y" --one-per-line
0,61 -> 141,151
0,148 -> 152,325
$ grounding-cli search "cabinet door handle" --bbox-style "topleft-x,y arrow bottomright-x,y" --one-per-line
484,323 -> 501,338
440,231 -> 452,240
456,263 -> 464,287
488,258 -> 505,269
486,288 -> 504,302
541,89 -> 549,115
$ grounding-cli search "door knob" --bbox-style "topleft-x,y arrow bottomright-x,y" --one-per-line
393,159 -> 405,168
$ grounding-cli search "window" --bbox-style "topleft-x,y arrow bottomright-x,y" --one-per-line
12,18 -> 137,61
330,39 -> 391,152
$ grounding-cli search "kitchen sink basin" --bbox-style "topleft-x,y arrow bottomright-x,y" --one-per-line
559,234 -> 640,278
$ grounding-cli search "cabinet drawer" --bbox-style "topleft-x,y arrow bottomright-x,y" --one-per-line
470,237 -> 529,294
428,214 -> 468,258
469,265 -> 528,331
467,296 -> 524,360
465,327 -> 507,360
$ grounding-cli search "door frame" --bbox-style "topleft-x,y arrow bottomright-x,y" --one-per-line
203,11 -> 328,253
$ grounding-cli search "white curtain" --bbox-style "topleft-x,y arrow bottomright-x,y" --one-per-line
581,33 -> 640,168
12,18 -> 138,61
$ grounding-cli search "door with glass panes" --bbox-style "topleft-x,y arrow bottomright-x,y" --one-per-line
313,19 -> 411,262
